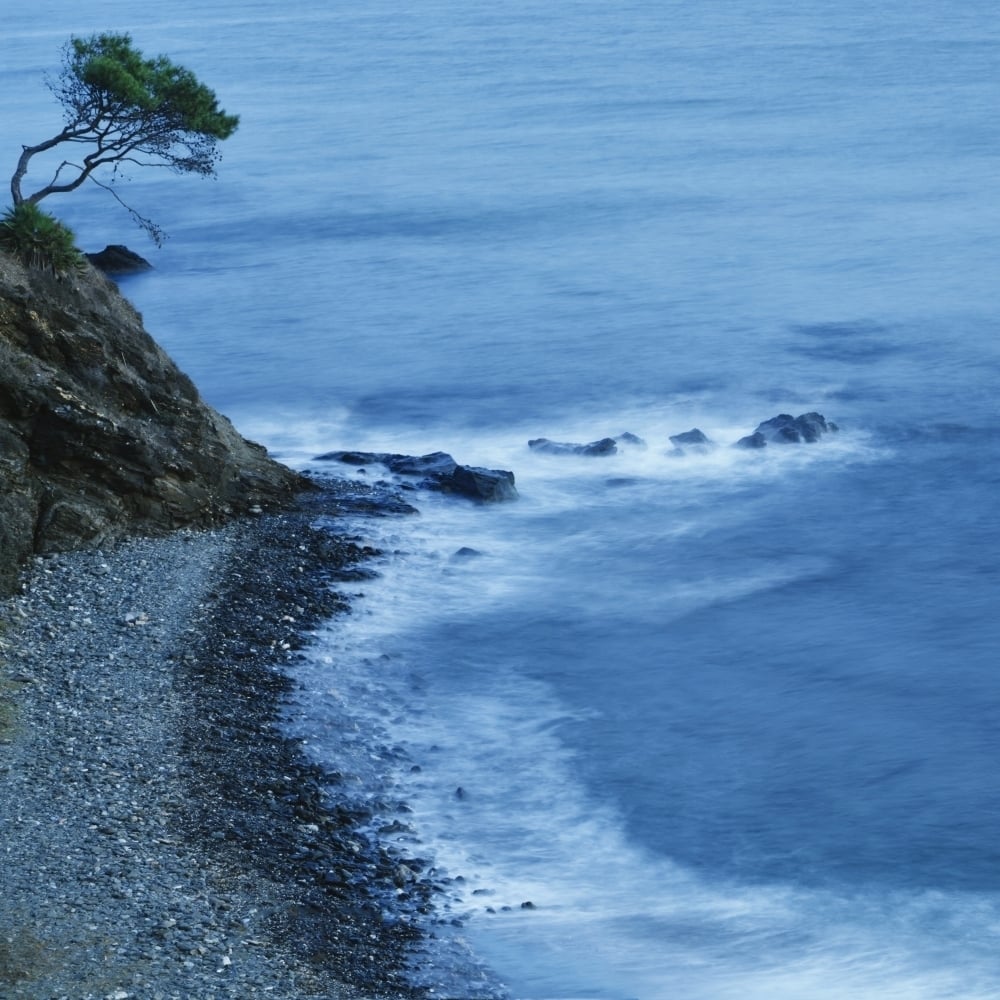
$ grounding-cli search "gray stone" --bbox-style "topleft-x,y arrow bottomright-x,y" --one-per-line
615,431 -> 647,448
669,428 -> 714,455
314,450 -> 518,503
735,430 -> 768,449
528,436 -> 618,456
85,244 -> 152,275
432,464 -> 517,503
749,412 -> 838,446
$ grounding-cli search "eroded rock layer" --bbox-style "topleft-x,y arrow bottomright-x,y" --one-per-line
0,252 -> 302,594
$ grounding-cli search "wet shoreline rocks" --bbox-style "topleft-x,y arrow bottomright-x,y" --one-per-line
527,412 -> 838,458
0,247 -> 510,997
669,428 -> 715,455
527,432 -> 646,457
315,450 -> 518,503
528,436 -> 618,456
735,412 -> 838,448
0,482 -> 479,999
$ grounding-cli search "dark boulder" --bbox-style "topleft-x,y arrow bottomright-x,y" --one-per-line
85,245 -> 153,275
528,436 -> 618,456
528,431 -> 645,456
739,412 -> 838,448
756,414 -> 804,443
735,431 -> 768,449
430,464 -> 518,503
323,450 -> 378,466
793,411 -> 838,441
616,432 -> 647,448
315,450 -> 453,475
314,450 -> 517,503
385,451 -> 457,477
0,253 -> 302,595
669,428 -> 714,455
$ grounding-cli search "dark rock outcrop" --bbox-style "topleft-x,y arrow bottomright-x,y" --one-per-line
669,428 -> 714,455
524,417 -> 839,458
616,432 -> 647,449
736,412 -> 838,448
383,451 -> 457,477
85,245 -> 153,275
314,450 -> 518,503
0,252 -> 303,595
528,436 -> 618,457
528,432 -> 646,457
436,462 -> 517,502
735,430 -> 767,450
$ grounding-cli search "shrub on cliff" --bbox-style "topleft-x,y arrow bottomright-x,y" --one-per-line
9,32 -> 239,245
0,202 -> 85,275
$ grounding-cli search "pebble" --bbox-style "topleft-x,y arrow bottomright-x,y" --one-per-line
0,512 -> 466,1000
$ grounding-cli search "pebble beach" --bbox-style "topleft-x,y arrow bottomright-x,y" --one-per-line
0,492 -> 444,1000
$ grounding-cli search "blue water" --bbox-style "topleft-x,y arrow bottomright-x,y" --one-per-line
8,4 -> 1000,997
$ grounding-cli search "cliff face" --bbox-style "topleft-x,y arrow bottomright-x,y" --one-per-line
0,252 -> 303,595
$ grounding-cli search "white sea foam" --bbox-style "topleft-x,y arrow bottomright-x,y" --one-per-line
236,400 -> 883,510
282,445 -> 1000,999
291,590 -> 1000,1000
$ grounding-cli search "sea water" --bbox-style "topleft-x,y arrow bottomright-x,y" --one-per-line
7,3 -> 1000,997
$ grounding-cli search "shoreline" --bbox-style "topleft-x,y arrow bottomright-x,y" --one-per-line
0,480 -> 482,999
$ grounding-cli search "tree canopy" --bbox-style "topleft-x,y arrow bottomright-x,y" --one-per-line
10,33 -> 239,243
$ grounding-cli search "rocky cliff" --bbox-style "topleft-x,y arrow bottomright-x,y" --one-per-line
0,251 -> 304,595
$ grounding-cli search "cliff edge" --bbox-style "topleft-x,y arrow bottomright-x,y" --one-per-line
0,252 -> 303,595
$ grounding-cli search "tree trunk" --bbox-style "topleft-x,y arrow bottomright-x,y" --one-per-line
9,132 -> 74,207
10,146 -> 31,205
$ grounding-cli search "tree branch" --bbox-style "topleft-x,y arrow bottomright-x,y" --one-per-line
84,173 -> 166,245
11,32 -> 238,238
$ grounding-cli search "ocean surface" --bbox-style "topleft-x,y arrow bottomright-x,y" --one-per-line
7,3 -> 1000,997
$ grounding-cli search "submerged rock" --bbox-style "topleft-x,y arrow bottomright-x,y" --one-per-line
668,428 -> 715,455
431,463 -> 518,502
386,451 -> 458,477
528,431 -> 646,457
792,411 -> 838,441
736,412 -> 838,448
314,450 -> 518,503
528,436 -> 618,456
735,430 -> 768,450
616,432 -> 647,448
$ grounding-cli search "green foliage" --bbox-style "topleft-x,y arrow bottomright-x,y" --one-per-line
64,33 -> 239,150
10,32 -> 239,243
0,202 -> 86,275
